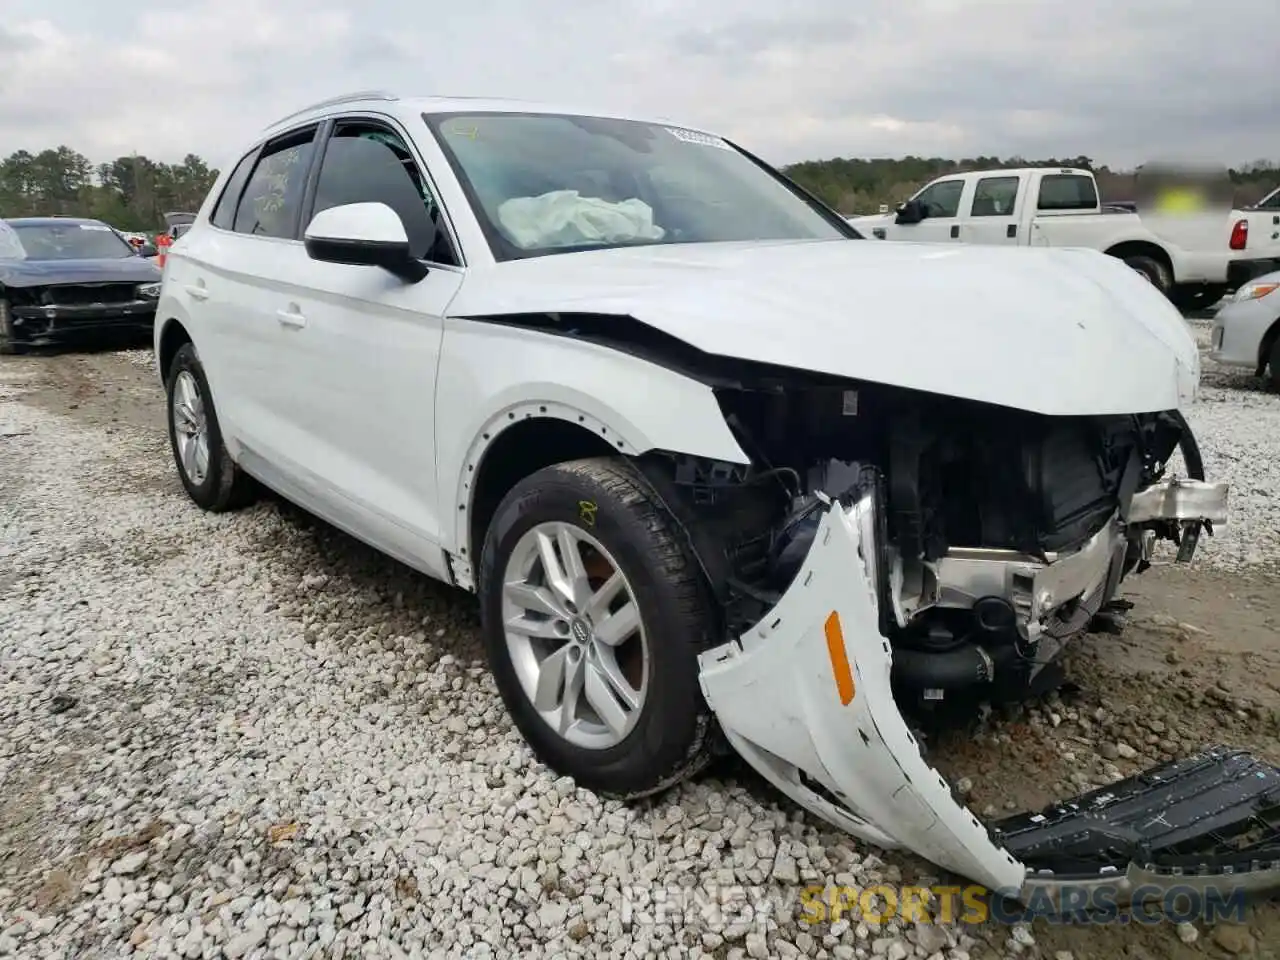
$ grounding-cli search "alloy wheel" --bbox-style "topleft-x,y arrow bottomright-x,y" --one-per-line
500,521 -> 650,749
171,370 -> 210,486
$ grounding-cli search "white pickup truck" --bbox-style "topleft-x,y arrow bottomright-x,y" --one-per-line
848,167 -> 1280,312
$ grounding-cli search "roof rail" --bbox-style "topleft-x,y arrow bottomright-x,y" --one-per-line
265,90 -> 399,129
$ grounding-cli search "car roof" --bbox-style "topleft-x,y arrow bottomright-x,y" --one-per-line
260,91 -> 716,140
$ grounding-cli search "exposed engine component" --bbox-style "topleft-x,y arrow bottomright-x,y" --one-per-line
643,370 -> 1206,710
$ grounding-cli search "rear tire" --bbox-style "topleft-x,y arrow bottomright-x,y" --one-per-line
165,342 -> 256,511
1125,255 -> 1173,298
478,456 -> 718,799
0,298 -> 18,355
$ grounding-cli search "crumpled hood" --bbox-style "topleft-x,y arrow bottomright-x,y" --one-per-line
0,257 -> 162,288
448,239 -> 1200,416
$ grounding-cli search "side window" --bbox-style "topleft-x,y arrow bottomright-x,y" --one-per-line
1257,190 -> 1280,211
1037,174 -> 1098,212
310,122 -> 458,266
970,176 -> 1020,217
232,127 -> 319,239
209,149 -> 258,231
915,180 -> 963,218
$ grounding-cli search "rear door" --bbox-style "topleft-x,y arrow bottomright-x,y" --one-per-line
178,123 -> 323,467
959,173 -> 1026,245
1028,172 -> 1101,247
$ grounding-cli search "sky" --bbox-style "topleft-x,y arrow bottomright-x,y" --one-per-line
1,0 -> 1277,172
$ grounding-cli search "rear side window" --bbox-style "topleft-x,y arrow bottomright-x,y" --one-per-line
1037,174 -> 1098,211
232,127 -> 319,239
210,150 -> 258,231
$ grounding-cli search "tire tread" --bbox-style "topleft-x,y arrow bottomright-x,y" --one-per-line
479,455 -> 722,801
166,343 -> 256,512
557,457 -> 719,796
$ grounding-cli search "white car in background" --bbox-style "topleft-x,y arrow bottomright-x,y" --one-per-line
1210,271 -> 1280,390
152,91 -> 1277,903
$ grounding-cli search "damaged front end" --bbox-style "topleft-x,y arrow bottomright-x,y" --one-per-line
3,281 -> 159,346
645,370 -> 1280,901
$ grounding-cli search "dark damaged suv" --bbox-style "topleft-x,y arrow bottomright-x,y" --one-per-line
0,216 -> 163,354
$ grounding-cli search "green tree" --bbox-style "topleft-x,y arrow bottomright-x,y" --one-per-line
0,147 -> 220,232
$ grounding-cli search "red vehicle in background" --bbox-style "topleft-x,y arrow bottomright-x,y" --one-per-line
157,211 -> 196,246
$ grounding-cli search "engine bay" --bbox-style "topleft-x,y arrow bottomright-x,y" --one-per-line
641,370 -> 1198,711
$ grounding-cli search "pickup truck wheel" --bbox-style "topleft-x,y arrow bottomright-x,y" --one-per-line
165,342 -> 256,511
478,457 -> 717,799
1125,255 -> 1172,297
0,297 -> 18,355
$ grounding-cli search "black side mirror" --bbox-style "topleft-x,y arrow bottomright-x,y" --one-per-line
895,199 -> 926,225
138,243 -> 158,258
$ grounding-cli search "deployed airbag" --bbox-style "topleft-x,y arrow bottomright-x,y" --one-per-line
496,190 -> 665,249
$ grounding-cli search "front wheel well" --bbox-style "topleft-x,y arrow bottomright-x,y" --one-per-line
157,319 -> 192,380
466,417 -> 620,562
1260,317 -> 1280,377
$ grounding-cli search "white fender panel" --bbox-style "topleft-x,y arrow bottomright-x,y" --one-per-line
435,317 -> 750,557
697,493 -> 1027,894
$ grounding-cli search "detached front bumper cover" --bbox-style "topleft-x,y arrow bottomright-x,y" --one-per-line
697,483 -> 1280,905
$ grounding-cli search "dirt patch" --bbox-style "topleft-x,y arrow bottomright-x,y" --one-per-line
926,560 -> 1280,958
1,344 -> 165,435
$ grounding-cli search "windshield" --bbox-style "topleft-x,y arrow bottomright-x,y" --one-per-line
423,111 -> 855,260
4,221 -> 138,261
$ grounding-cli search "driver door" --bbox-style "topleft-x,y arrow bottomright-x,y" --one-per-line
265,117 -> 464,574
886,178 -> 966,243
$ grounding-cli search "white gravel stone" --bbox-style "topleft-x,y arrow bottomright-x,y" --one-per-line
111,852 -> 149,875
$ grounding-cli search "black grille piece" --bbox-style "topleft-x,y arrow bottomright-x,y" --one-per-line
991,747 -> 1280,878
41,283 -> 139,306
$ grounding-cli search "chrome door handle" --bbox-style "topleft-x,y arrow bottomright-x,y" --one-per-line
276,308 -> 307,329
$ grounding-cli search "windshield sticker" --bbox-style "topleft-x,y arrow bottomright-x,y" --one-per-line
664,126 -> 731,149
444,123 -> 479,140
78,224 -> 111,231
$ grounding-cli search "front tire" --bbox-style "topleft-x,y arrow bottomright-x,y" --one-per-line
1268,337 -> 1280,393
478,457 -> 718,799
165,342 -> 256,511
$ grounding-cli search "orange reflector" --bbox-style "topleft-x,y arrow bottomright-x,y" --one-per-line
824,611 -> 855,705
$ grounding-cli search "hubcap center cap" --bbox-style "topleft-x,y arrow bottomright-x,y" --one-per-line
569,618 -> 591,646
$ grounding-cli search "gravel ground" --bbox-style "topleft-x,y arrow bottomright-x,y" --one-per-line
1,324 -> 1277,960
1173,318 -> 1280,572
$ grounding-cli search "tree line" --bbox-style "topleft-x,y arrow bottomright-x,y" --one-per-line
2,145 -> 1278,229
0,147 -> 220,232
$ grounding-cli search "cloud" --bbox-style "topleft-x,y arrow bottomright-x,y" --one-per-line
0,0 -> 1277,172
